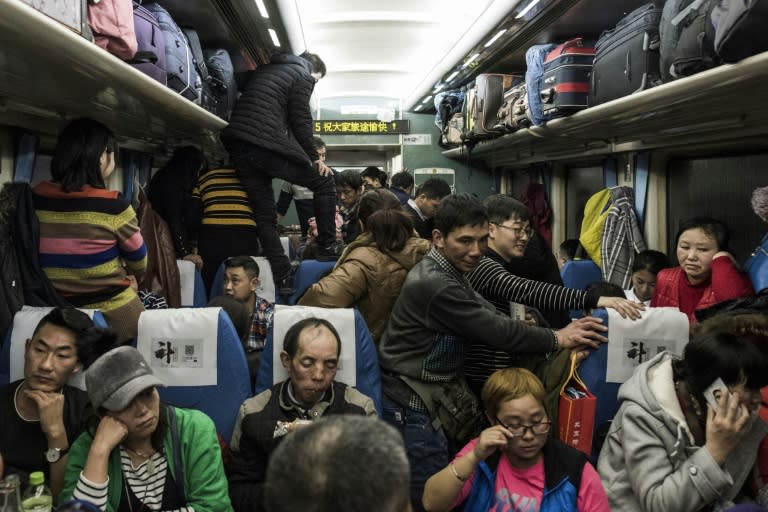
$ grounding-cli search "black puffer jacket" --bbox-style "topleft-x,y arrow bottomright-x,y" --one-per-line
222,54 -> 319,166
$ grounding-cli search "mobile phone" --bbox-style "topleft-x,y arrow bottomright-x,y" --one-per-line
703,378 -> 728,410
510,302 -> 526,321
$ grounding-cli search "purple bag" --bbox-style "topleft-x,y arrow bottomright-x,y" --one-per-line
128,2 -> 167,85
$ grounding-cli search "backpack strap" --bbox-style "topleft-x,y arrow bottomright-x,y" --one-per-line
397,375 -> 442,431
167,406 -> 187,505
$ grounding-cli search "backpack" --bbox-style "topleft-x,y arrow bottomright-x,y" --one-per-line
710,0 -> 768,62
659,0 -> 720,81
142,3 -> 201,100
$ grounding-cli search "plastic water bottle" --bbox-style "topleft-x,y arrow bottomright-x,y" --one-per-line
0,473 -> 22,512
20,473 -> 51,512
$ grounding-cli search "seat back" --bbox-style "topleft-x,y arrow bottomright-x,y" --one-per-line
0,306 -> 108,390
579,307 -> 689,460
287,260 -> 335,305
136,308 -> 251,441
560,259 -> 602,290
177,259 -> 208,307
255,305 -> 381,414
209,256 -> 277,303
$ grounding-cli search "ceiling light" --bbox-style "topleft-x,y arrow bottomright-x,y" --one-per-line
445,71 -> 459,82
255,0 -> 269,18
414,104 -> 423,112
515,0 -> 540,19
484,29 -> 507,48
433,84 -> 444,93
462,53 -> 480,68
421,95 -> 432,104
268,29 -> 281,47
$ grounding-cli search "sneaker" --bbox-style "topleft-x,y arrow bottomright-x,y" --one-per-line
315,241 -> 344,261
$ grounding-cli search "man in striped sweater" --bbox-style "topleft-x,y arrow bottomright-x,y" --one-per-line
465,194 -> 643,396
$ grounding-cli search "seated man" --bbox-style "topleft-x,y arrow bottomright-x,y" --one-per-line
227,317 -> 377,512
223,256 -> 275,382
264,415 -> 410,512
0,308 -> 114,498
335,169 -> 364,244
405,178 -> 452,240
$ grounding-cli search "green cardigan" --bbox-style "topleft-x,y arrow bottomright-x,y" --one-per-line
61,407 -> 233,512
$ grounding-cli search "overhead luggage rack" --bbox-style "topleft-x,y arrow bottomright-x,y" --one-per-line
443,50 -> 768,168
0,0 -> 227,156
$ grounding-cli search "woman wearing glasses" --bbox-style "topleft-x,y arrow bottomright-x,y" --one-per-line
32,118 -> 147,342
422,368 -> 609,512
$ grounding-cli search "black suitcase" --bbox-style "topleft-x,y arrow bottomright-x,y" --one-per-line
590,4 -> 663,106
182,28 -> 216,112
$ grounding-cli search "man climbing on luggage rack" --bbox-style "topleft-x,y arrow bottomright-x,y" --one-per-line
221,51 -> 338,298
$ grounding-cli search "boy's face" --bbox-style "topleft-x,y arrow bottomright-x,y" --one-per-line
223,267 -> 259,304
488,215 -> 532,261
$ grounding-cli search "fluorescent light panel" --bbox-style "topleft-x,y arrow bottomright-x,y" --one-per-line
484,29 -> 507,48
421,95 -> 432,104
515,0 -> 540,19
255,0 -> 269,18
445,70 -> 459,82
462,53 -> 480,68
414,104 -> 423,112
268,28 -> 281,46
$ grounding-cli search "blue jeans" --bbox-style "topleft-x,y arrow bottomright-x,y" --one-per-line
382,395 -> 450,512
227,143 -> 336,280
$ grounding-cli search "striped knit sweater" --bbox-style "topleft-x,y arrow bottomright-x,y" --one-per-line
464,249 -> 599,387
32,181 -> 147,311
191,168 -> 257,227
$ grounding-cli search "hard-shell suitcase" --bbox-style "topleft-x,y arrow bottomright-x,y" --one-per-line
470,73 -> 520,138
540,38 -> 595,117
129,2 -> 167,85
590,4 -> 663,106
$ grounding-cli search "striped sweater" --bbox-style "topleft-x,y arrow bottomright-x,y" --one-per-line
32,181 -> 147,311
191,168 -> 257,227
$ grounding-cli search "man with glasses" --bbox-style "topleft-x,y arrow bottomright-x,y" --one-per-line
422,367 -> 609,511
466,194 -> 642,398
378,194 -> 608,512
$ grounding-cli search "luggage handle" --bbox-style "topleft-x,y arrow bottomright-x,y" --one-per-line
554,37 -> 584,55
540,88 -> 554,104
129,51 -> 159,64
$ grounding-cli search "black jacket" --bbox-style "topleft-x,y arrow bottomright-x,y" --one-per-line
222,54 -> 319,166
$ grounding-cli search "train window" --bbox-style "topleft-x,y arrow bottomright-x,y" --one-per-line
565,166 -> 602,239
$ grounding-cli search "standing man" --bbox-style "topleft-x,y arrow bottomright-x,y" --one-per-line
405,178 -> 452,240
221,51 -> 338,294
360,166 -> 387,190
378,194 -> 608,511
276,136 -> 329,238
389,170 -> 414,205
0,308 -> 113,499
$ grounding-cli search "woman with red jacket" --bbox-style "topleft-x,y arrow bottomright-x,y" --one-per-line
652,217 -> 754,325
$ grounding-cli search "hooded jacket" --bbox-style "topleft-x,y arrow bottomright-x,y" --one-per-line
222,54 -> 318,166
597,352 -> 768,512
298,232 -> 430,343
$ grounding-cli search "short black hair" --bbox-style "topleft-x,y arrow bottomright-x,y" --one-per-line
361,167 -> 387,187
335,169 -> 363,190
283,317 -> 341,358
585,280 -> 626,298
415,178 -> 451,200
33,308 -> 116,369
390,171 -> 414,191
680,330 -> 768,393
300,51 -> 326,77
483,194 -> 530,224
264,416 -> 410,512
433,193 -> 487,236
675,217 -> 730,252
312,136 -> 326,150
224,255 -> 260,278
559,239 -> 581,259
632,249 -> 670,275
208,296 -> 250,342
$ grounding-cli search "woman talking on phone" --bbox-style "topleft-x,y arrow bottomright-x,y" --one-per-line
598,325 -> 768,512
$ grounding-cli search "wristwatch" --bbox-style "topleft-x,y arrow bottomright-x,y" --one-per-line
45,447 -> 69,463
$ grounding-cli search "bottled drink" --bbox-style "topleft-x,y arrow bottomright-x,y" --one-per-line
0,474 -> 22,512
20,473 -> 51,512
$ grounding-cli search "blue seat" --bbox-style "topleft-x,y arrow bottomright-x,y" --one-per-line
209,256 -> 278,304
135,307 -> 251,441
561,259 -> 603,319
255,305 -> 382,414
177,259 -> 207,307
0,306 -> 108,389
744,234 -> 768,294
287,259 -> 335,305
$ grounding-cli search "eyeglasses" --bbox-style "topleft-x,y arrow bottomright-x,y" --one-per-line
491,222 -> 533,238
496,417 -> 551,437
